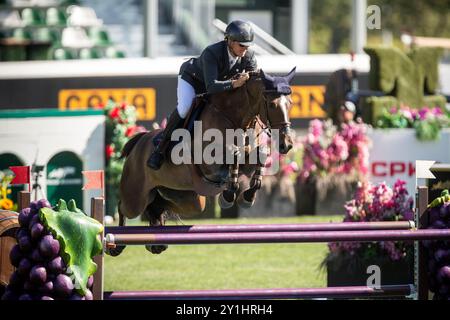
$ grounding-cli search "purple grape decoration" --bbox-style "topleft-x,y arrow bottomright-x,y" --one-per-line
53,274 -> 74,298
39,235 -> 60,259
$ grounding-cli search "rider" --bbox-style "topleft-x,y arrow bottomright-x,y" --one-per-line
147,20 -> 258,170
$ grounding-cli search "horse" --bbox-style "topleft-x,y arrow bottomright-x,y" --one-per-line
107,68 -> 296,256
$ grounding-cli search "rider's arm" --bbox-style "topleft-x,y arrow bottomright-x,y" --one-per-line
244,50 -> 258,72
201,49 -> 234,95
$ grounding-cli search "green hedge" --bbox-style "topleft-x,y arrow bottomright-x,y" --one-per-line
362,46 -> 446,125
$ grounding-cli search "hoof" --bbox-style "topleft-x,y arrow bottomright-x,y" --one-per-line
237,192 -> 255,209
105,245 -> 126,257
145,244 -> 168,254
218,192 -> 235,209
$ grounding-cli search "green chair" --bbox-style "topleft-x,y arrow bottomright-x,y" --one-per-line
12,28 -> 32,41
46,7 -> 67,26
78,47 -> 101,59
51,47 -> 75,60
34,28 -> 61,44
105,46 -> 125,58
21,8 -> 45,26
88,27 -> 112,46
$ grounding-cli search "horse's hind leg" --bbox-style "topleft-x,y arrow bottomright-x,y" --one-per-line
144,195 -> 168,254
237,165 -> 263,208
105,200 -> 127,257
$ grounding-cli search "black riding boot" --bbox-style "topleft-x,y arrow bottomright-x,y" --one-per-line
147,110 -> 184,170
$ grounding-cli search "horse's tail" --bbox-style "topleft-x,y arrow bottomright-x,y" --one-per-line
120,131 -> 147,159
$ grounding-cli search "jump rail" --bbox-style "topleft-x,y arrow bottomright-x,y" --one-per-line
104,285 -> 415,300
105,221 -> 415,234
105,229 -> 450,247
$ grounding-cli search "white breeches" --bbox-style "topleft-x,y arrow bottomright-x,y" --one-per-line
176,76 -> 196,119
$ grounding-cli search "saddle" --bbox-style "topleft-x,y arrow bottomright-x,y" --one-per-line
152,95 -> 207,151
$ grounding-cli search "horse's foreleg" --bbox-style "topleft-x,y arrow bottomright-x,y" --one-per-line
105,201 -> 127,257
237,165 -> 263,208
218,164 -> 239,209
144,197 -> 168,254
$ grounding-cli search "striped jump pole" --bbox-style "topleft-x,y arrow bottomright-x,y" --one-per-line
105,220 -> 415,235
104,285 -> 414,300
105,228 -> 450,247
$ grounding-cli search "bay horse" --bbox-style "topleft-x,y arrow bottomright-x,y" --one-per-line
108,68 -> 296,256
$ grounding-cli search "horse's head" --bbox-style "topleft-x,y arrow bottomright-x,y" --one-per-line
250,68 -> 295,154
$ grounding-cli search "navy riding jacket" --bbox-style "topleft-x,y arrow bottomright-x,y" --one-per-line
179,40 -> 258,95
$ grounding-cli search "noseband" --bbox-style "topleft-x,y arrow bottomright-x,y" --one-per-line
259,92 -> 292,133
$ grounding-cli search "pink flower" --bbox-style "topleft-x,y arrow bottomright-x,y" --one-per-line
418,107 -> 431,120
330,179 -> 414,260
310,119 -> 323,137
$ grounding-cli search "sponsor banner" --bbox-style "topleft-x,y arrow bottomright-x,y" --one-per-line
58,88 -> 156,121
368,128 -> 450,198
289,85 -> 326,119
0,74 -> 369,128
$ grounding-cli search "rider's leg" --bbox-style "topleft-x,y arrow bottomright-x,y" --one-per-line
147,77 -> 195,170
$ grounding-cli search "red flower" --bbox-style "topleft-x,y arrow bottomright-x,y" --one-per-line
125,126 -> 137,137
106,144 -> 115,160
109,107 -> 121,120
120,102 -> 127,110
125,125 -> 147,137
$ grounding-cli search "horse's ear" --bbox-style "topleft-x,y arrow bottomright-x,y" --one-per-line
260,69 -> 274,82
285,67 -> 296,84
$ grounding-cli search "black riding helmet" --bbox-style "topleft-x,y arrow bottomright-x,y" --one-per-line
225,20 -> 254,46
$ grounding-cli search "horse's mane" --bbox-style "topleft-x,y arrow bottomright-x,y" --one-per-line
120,131 -> 147,159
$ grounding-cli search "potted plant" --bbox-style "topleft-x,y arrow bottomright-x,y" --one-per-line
322,179 -> 414,286
376,105 -> 449,141
296,119 -> 371,215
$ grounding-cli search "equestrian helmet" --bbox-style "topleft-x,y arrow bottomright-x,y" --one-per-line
225,20 -> 254,46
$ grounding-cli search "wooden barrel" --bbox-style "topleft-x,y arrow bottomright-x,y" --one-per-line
0,210 -> 19,287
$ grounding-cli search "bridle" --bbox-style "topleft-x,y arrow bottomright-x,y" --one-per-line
209,71 -> 292,142
248,71 -> 292,138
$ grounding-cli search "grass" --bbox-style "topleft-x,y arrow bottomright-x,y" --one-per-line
104,215 -> 343,292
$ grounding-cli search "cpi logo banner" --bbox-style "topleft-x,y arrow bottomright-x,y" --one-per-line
368,129 -> 450,197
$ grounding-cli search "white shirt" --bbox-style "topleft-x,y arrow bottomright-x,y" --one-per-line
227,46 -> 240,70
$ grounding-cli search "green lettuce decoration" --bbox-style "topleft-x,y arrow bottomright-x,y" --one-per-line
428,189 -> 450,208
39,199 -> 103,295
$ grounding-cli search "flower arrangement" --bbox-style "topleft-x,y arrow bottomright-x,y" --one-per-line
298,119 -> 371,183
0,170 -> 17,211
376,106 -> 449,141
326,179 -> 414,263
104,101 -> 146,213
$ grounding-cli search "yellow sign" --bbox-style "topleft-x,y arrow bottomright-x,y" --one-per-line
58,88 -> 156,121
289,85 -> 326,118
